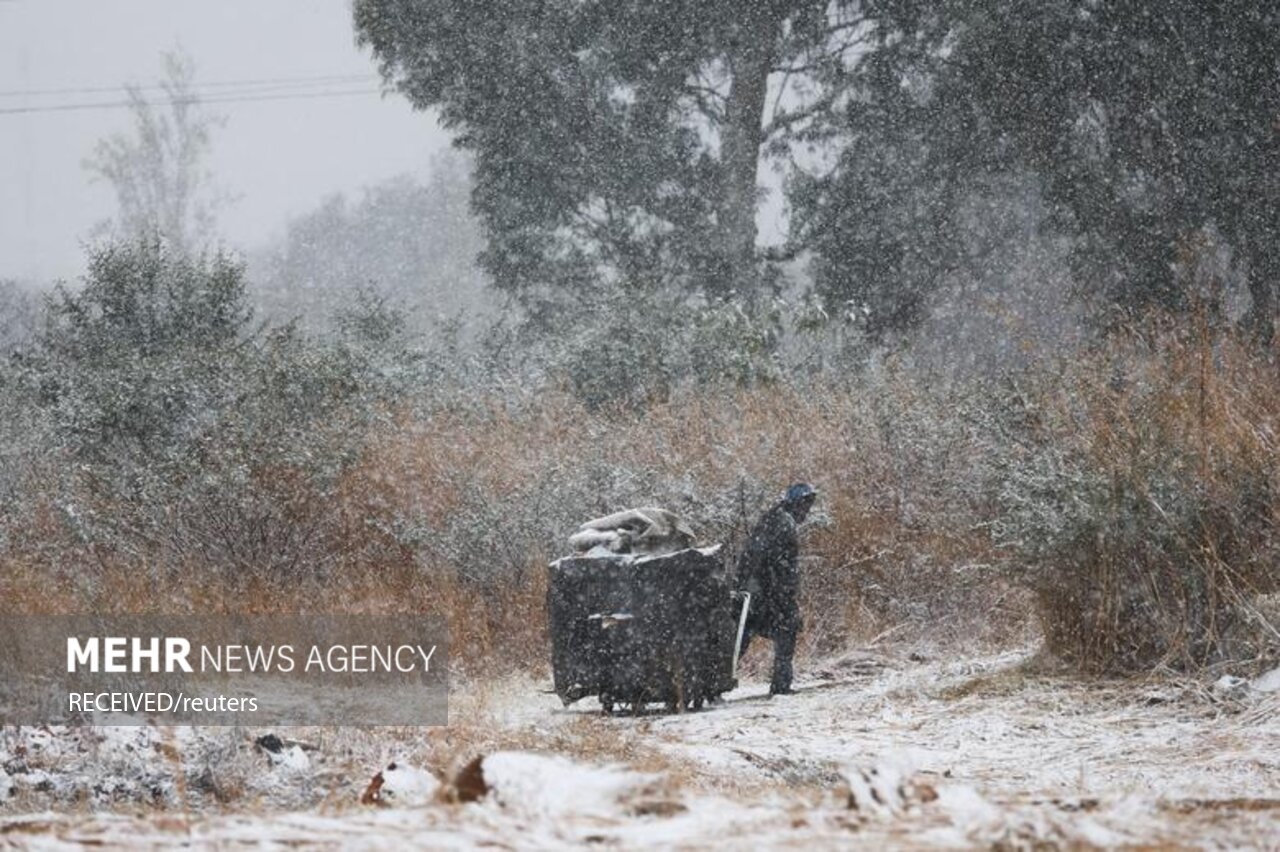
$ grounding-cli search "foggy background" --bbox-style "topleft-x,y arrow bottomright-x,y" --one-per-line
0,0 -> 450,282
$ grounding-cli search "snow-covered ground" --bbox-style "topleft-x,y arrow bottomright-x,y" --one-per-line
3,648 -> 1278,849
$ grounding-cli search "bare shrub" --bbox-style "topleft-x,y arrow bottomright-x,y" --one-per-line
995,321 -> 1280,670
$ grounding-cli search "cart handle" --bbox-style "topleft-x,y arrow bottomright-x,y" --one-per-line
730,591 -> 751,678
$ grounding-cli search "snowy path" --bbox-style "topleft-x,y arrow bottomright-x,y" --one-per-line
3,648 -> 1279,849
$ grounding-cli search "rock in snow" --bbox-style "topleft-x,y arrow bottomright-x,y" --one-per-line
361,761 -> 439,806
1252,666 -> 1280,693
841,751 -> 938,818
479,751 -> 662,819
270,745 -> 311,772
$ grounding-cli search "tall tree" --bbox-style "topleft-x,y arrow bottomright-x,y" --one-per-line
796,0 -> 1280,342
84,50 -> 225,255
354,0 -> 870,302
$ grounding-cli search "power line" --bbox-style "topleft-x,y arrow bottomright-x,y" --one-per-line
0,87 -> 387,116
0,73 -> 380,99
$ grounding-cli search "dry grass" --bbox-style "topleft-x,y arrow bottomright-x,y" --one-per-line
3,319 -> 1276,674
329,382 -> 1016,663
1012,320 -> 1280,670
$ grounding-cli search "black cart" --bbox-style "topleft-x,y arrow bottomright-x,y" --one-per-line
547,546 -> 748,714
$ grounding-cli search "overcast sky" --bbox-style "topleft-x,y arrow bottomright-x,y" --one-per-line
0,0 -> 453,283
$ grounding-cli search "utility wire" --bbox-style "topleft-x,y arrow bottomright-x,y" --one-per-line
0,73 -> 380,99
0,87 -> 386,116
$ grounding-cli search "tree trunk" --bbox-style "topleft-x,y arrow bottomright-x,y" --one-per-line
715,9 -> 783,298
1244,266 -> 1276,348
1240,230 -> 1277,347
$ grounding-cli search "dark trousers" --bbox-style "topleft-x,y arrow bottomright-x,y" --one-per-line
739,622 -> 797,694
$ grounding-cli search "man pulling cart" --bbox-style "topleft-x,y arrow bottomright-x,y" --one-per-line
546,485 -> 817,713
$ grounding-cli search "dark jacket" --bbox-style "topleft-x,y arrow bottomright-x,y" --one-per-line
736,502 -> 802,634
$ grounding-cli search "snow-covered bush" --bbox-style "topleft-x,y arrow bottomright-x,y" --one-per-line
1,239 -> 423,580
516,284 -> 787,411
